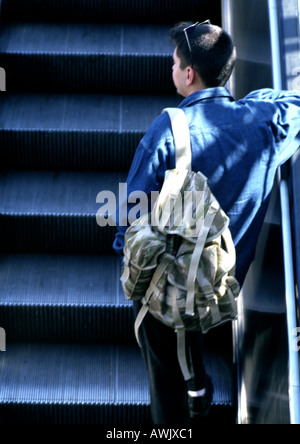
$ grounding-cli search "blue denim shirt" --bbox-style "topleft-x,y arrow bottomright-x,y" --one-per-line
113,87 -> 300,286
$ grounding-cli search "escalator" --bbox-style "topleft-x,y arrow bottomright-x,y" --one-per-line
0,0 -> 235,424
0,0 -> 299,425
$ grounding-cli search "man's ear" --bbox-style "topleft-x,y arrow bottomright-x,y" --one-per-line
185,66 -> 196,86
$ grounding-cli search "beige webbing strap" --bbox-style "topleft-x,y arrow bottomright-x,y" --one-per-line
134,303 -> 150,348
176,329 -> 192,381
162,108 -> 192,171
185,201 -> 220,316
134,254 -> 174,347
152,169 -> 189,232
222,228 -> 237,276
170,287 -> 192,381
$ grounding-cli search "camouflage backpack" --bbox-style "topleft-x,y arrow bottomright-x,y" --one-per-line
121,108 -> 240,380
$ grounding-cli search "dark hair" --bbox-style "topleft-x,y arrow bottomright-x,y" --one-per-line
170,21 -> 236,88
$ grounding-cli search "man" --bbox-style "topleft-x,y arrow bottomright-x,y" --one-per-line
113,21 -> 300,424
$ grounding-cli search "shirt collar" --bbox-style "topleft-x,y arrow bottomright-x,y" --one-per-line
178,87 -> 235,108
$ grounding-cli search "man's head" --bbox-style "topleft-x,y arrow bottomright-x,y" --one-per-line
170,21 -> 236,97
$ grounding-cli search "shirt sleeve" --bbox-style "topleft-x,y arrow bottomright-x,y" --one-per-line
113,113 -> 174,257
244,88 -> 300,165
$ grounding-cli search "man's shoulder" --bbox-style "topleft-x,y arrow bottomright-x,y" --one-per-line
142,111 -> 174,149
148,110 -> 173,134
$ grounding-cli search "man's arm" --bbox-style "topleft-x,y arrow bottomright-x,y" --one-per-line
244,88 -> 300,165
113,113 -> 174,257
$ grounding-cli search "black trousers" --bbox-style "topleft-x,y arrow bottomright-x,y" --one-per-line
133,301 -> 207,424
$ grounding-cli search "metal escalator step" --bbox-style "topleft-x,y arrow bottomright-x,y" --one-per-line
0,23 -> 172,55
0,343 -> 234,424
0,23 -> 174,93
1,0 -> 221,24
0,253 -> 135,344
0,93 -> 180,170
0,213 -> 115,253
0,252 -> 233,350
0,343 -> 151,424
204,349 -> 234,407
0,171 -> 125,253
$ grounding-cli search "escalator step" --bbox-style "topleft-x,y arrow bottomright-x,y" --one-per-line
0,343 -> 233,424
0,23 -> 174,93
1,0 -> 221,24
0,213 -> 114,253
0,251 -> 234,352
0,93 -> 180,170
0,343 -> 151,424
0,253 -> 135,344
0,171 -> 125,253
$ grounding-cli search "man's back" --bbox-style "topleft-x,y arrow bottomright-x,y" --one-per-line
114,87 -> 300,286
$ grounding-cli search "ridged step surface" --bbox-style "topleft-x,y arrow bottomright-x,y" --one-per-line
0,93 -> 179,170
0,171 -> 124,253
0,253 -> 135,344
0,23 -> 174,93
0,344 -> 151,424
0,343 -> 233,424
0,252 -> 233,348
1,0 -> 221,24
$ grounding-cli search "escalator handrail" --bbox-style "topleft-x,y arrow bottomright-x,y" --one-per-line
268,0 -> 300,425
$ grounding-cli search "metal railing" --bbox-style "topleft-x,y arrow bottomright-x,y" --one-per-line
268,0 -> 300,425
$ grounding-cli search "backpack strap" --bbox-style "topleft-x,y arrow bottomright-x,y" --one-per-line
222,227 -> 237,276
185,200 -> 220,316
134,253 -> 174,347
162,108 -> 192,171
